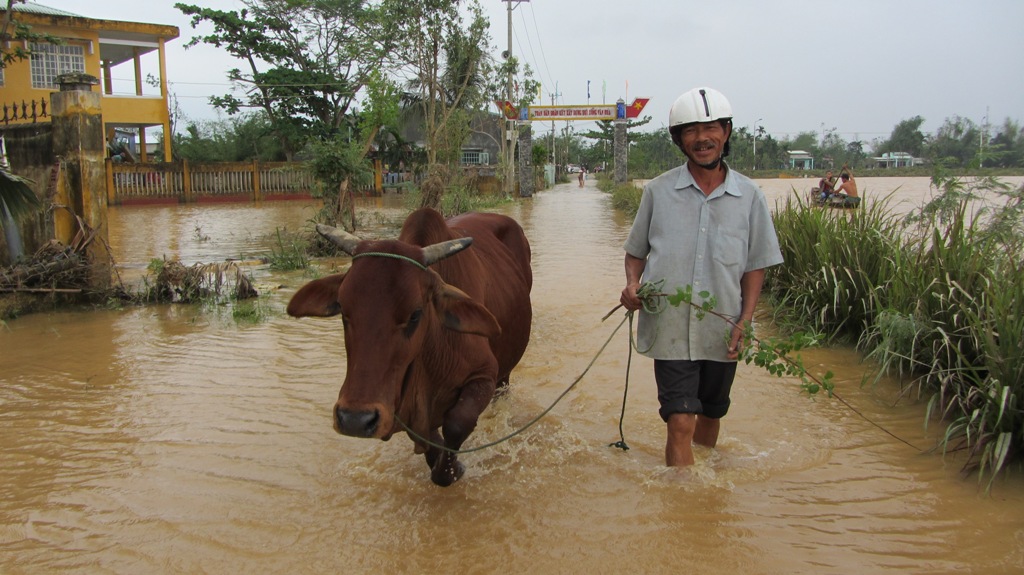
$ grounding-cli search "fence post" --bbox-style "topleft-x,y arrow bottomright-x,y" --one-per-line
252,159 -> 261,202
105,158 -> 116,205
182,158 -> 193,203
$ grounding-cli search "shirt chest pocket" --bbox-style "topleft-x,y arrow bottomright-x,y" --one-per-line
712,229 -> 747,269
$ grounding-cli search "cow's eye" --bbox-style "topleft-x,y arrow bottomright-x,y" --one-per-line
403,309 -> 422,338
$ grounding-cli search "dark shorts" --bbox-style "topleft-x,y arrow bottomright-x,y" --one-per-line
653,359 -> 738,421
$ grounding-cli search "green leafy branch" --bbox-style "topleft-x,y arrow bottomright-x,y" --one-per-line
613,281 -> 922,451
605,281 -> 923,451
662,284 -> 836,398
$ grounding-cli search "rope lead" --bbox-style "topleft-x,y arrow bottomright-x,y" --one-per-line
395,312 -> 631,455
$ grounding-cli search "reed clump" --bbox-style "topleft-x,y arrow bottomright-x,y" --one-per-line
765,174 -> 1024,486
597,175 -> 643,217
143,257 -> 257,304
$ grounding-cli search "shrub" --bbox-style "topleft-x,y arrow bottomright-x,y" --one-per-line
597,175 -> 643,217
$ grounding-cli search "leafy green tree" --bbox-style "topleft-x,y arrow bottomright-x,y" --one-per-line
579,116 -> 652,171
987,118 -> 1023,168
756,134 -> 786,170
385,0 -> 492,204
729,125 -> 753,169
787,131 -> 820,155
311,69 -> 400,229
844,140 -> 867,168
175,0 -> 394,160
927,115 -> 981,167
1,0 -> 62,68
173,112 -> 287,162
728,125 -> 770,171
482,55 -> 540,194
531,143 -> 547,167
819,128 -> 848,169
627,129 -> 680,178
877,115 -> 926,157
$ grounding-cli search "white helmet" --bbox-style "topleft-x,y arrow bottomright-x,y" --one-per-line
669,87 -> 733,128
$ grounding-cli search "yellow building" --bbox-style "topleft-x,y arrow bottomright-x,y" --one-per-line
1,1 -> 179,162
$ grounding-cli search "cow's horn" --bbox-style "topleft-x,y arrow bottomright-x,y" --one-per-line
422,237 -> 473,267
316,224 -> 361,255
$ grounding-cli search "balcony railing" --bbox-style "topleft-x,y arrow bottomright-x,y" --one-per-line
2,98 -> 49,125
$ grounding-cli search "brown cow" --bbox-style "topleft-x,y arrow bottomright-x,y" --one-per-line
287,208 -> 532,486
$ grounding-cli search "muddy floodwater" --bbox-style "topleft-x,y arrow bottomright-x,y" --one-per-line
2,176 -> 1023,574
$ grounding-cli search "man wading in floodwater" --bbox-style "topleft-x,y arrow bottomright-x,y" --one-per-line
619,87 -> 784,468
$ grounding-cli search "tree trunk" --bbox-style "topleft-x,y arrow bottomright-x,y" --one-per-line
419,165 -> 446,210
336,178 -> 357,232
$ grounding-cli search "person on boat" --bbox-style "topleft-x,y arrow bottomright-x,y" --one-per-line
817,170 -> 835,202
619,86 -> 784,468
833,168 -> 858,199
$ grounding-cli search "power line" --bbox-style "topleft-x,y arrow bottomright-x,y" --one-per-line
525,2 -> 555,99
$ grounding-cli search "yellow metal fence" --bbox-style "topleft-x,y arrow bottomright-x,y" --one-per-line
105,160 -> 354,205
105,160 -> 505,205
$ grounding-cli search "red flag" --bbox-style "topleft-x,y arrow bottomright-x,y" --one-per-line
625,98 -> 650,119
494,100 -> 518,119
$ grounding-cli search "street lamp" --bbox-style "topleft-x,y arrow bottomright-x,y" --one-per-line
752,118 -> 763,170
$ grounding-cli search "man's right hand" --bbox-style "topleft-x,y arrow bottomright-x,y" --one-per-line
620,282 -> 642,311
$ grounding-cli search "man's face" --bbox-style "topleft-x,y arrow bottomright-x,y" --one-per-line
679,121 -> 731,168
826,171 -> 833,178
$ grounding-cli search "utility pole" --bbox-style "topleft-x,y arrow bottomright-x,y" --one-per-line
980,105 -> 989,168
752,118 -> 762,170
549,83 -> 560,168
502,1 -> 529,194
506,1 -> 513,102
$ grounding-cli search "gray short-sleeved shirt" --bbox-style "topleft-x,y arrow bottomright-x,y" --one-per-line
624,162 -> 784,361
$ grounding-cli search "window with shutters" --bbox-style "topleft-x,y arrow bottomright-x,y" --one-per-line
30,42 -> 86,89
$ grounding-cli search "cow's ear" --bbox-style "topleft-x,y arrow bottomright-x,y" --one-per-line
439,284 -> 501,338
287,273 -> 346,318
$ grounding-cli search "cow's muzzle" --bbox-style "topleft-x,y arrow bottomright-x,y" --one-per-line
334,405 -> 380,438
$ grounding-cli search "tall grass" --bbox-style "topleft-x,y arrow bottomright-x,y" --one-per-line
402,183 -> 516,217
766,178 -> 1024,486
266,227 -> 310,271
596,175 -> 642,216
766,191 -> 905,342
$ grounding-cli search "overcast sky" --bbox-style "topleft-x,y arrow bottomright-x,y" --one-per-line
40,0 -> 1024,147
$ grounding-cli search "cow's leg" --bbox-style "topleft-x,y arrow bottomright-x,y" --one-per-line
424,429 -> 444,469
430,377 -> 495,486
423,429 -> 465,487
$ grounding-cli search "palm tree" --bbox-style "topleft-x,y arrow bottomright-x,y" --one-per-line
1,136 -> 41,260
